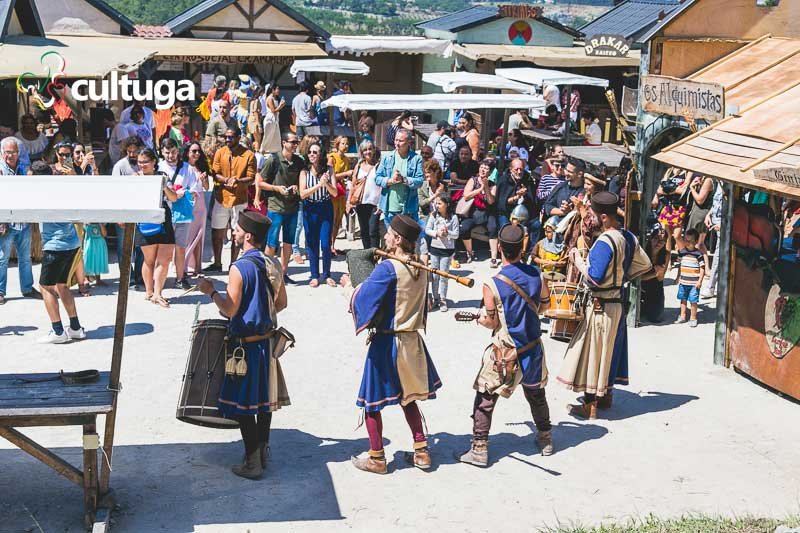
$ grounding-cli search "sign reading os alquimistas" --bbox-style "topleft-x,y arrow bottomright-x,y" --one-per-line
640,75 -> 725,122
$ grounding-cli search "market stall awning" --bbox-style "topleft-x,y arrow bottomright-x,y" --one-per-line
0,34 -> 156,79
454,44 -> 640,68
686,36 -> 800,110
321,93 -> 546,111
326,35 -> 452,57
422,72 -> 536,94
141,36 -> 326,63
496,67 -> 609,88
652,83 -> 800,202
290,59 -> 370,78
0,174 -> 164,223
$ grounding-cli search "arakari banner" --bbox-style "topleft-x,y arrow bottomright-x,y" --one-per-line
640,75 -> 724,122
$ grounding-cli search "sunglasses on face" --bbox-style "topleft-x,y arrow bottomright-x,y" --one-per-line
285,140 -> 299,145
58,152 -> 71,157
189,149 -> 201,153
308,150 -> 320,155
225,135 -> 236,140
138,159 -> 154,165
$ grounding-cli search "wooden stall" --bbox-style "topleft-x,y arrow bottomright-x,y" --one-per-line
0,174 -> 163,529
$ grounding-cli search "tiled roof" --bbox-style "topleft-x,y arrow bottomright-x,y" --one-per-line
417,5 -> 582,37
165,0 -> 329,39
132,24 -> 173,38
580,0 -> 681,42
416,6 -> 500,32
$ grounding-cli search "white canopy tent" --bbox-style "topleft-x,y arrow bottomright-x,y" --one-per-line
320,93 -> 546,111
289,59 -> 370,78
422,72 -> 537,94
326,35 -> 453,57
495,67 -> 609,89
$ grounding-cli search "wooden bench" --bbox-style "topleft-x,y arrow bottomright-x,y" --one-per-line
0,372 -> 114,529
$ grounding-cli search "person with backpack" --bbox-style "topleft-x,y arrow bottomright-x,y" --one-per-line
427,120 -> 457,175
254,131 -> 306,284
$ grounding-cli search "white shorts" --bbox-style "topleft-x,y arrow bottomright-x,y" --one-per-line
211,202 -> 247,231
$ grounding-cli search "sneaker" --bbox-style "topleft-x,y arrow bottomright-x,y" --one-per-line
37,330 -> 70,344
176,278 -> 191,290
700,290 -> 715,299
202,263 -> 223,273
689,320 -> 698,328
23,288 -> 43,300
430,299 -> 440,311
490,258 -> 499,268
440,300 -> 448,313
67,327 -> 87,340
674,317 -> 687,324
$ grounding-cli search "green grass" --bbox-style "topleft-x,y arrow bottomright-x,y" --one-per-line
541,514 -> 800,533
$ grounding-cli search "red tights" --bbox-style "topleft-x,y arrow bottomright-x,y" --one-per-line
365,401 -> 425,452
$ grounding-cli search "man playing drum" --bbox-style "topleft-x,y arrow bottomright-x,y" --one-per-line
197,211 -> 289,479
458,224 -> 554,467
342,214 -> 442,474
556,192 -> 652,419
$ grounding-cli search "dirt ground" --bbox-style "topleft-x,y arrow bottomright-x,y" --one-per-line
1,238 -> 799,533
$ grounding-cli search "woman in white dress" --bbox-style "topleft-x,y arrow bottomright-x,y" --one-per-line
261,82 -> 285,154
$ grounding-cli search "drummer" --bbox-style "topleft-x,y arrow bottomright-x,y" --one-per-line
197,211 -> 289,480
457,224 -> 554,467
532,217 -> 566,275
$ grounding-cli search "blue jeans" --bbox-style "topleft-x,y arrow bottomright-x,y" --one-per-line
498,215 -> 541,251
383,211 -> 419,228
303,200 -> 333,281
266,210 -> 299,249
292,202 -> 307,256
0,224 -> 34,296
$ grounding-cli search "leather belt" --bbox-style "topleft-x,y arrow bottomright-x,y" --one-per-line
238,331 -> 277,344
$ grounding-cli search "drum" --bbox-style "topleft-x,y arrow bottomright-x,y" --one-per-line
551,317 -> 580,342
544,281 -> 580,319
541,271 -> 566,283
176,319 -> 238,429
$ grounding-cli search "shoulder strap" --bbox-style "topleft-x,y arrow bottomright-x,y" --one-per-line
494,273 -> 539,313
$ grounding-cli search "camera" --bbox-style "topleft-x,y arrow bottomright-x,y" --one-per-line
661,176 -> 680,194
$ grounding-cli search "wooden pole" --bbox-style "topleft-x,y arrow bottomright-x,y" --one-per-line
562,85 -> 572,146
327,72 -> 335,149
99,222 -> 134,495
499,108 -> 511,173
714,183 -> 735,366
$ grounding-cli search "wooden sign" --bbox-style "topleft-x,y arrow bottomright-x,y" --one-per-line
584,34 -> 631,57
499,5 -> 543,19
640,75 -> 725,122
753,166 -> 800,188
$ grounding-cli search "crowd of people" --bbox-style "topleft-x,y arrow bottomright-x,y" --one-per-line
0,71 -> 638,344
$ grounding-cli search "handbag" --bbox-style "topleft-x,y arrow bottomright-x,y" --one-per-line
455,196 -> 474,217
170,162 -> 195,224
348,163 -> 367,206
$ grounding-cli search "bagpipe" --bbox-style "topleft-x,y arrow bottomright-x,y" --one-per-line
346,247 -> 475,288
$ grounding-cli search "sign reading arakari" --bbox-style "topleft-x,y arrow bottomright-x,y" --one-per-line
584,34 -> 631,57
640,75 -> 724,122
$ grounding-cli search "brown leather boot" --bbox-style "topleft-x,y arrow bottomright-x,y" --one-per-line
351,450 -> 388,474
456,440 -> 488,467
536,430 -> 554,456
597,392 -> 613,410
567,400 -> 598,420
412,442 -> 431,470
232,450 -> 263,479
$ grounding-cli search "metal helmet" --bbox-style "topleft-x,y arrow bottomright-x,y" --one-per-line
510,202 -> 530,225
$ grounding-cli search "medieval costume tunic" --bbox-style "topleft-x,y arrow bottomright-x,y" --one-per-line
557,228 -> 652,397
476,263 -> 548,398
351,258 -> 442,412
218,249 -> 290,417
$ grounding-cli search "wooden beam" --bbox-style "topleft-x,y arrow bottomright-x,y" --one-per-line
232,1 -> 250,20
713,182 -> 734,366
192,25 -> 314,36
0,426 -> 83,486
0,415 -> 95,427
83,421 -> 98,529
100,222 -> 134,495
253,0 -> 270,20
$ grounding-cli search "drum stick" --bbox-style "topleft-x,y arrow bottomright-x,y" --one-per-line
173,284 -> 200,300
374,249 -> 475,288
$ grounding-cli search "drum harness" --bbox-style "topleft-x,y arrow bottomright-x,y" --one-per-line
586,234 -> 627,313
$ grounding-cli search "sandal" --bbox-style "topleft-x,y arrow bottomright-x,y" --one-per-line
325,277 -> 337,287
292,253 -> 305,265
309,279 -> 320,288
464,252 -> 474,264
152,295 -> 170,308
79,282 -> 91,297
490,258 -> 499,268
145,293 -> 154,302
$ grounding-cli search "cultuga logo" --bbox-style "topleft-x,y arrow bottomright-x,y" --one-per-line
16,51 -> 196,110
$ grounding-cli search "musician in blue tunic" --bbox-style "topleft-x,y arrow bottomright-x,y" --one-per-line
197,211 -> 289,479
346,214 -> 442,475
458,224 -> 554,467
